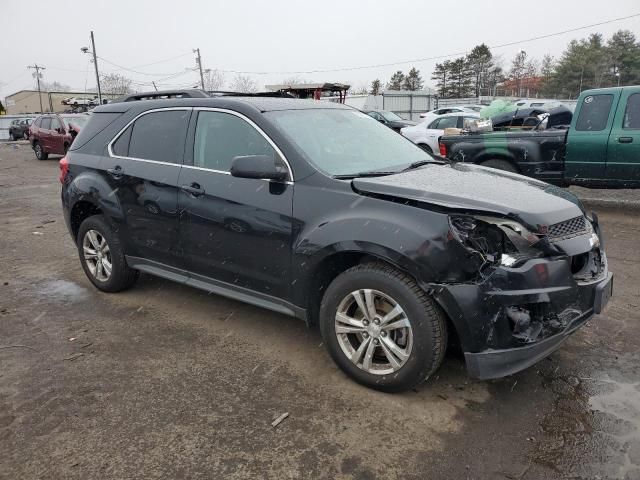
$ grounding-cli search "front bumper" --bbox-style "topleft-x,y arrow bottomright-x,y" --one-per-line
434,250 -> 612,380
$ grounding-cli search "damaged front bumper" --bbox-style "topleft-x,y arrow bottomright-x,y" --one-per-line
434,235 -> 612,380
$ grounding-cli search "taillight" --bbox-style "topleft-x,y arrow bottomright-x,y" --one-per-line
59,156 -> 69,184
439,142 -> 447,157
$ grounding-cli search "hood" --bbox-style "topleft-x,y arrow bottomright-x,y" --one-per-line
352,162 -> 584,229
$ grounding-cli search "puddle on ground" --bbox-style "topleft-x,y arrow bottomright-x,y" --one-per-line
532,364 -> 640,479
39,280 -> 89,303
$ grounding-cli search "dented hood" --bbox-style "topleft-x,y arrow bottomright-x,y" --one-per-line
352,162 -> 584,228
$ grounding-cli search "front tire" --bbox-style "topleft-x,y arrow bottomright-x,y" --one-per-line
320,262 -> 447,393
77,215 -> 138,292
33,142 -> 48,160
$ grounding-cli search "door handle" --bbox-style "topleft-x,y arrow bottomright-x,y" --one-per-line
619,137 -> 633,143
107,166 -> 123,177
181,182 -> 205,197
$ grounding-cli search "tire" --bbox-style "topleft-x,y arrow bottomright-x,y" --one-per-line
77,215 -> 139,293
9,133 -> 15,141
319,262 -> 447,393
418,144 -> 433,154
480,159 -> 518,173
33,142 -> 48,160
23,131 -> 29,140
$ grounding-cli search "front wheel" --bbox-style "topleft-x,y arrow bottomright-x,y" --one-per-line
320,262 -> 447,393
77,215 -> 139,292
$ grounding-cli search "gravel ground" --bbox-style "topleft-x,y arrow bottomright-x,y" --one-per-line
1,141 -> 639,480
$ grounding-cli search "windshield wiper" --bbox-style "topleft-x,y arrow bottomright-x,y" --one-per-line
401,158 -> 445,171
333,171 -> 399,179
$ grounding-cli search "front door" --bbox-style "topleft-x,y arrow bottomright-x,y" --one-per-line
607,91 -> 640,184
566,92 -> 618,181
99,108 -> 191,268
178,109 -> 294,300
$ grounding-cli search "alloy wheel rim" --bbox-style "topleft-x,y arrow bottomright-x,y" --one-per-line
335,289 -> 413,375
82,229 -> 112,282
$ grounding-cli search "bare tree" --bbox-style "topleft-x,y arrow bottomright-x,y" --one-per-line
231,74 -> 258,93
203,69 -> 225,91
100,73 -> 133,95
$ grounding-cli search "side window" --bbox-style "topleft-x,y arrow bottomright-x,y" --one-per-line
437,116 -> 458,129
193,111 -> 277,172
428,118 -> 440,129
33,117 -> 41,128
623,93 -> 640,129
40,118 -> 51,130
112,125 -> 132,156
51,117 -> 64,131
575,94 -> 613,131
127,110 -> 190,163
368,112 -> 380,121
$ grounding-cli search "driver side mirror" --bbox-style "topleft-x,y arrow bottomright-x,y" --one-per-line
230,155 -> 288,181
56,127 -> 65,134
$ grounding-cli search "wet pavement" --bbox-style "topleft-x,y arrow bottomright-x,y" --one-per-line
1,142 -> 639,479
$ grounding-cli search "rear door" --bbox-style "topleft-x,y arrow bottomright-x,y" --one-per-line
49,116 -> 66,154
39,117 -> 52,150
178,108 -> 294,300
607,90 -> 640,183
101,108 -> 191,268
566,92 -> 618,180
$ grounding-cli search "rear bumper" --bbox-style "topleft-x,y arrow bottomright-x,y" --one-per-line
434,253 -> 612,380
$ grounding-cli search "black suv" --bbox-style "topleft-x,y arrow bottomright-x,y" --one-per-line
60,94 -> 613,392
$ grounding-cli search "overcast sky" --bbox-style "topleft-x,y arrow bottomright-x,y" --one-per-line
2,0 -> 639,99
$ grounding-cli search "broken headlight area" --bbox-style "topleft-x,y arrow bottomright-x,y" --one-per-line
448,215 -> 545,273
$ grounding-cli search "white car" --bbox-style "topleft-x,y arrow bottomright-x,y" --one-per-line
62,96 -> 99,106
418,106 -> 479,125
401,112 -> 479,154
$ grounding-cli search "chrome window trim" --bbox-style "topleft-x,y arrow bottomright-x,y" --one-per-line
107,107 -> 193,165
107,106 -> 295,183
192,107 -> 294,182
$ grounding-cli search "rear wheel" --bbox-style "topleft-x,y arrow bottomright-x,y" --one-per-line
320,262 -> 447,392
34,142 -> 48,160
9,133 -> 15,141
77,215 -> 138,293
480,159 -> 518,173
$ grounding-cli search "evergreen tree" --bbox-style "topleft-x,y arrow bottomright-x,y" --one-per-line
403,67 -> 424,91
370,79 -> 382,95
387,71 -> 405,90
431,61 -> 452,98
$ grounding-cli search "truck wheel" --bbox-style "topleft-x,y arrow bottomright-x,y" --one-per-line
33,142 -> 48,160
320,262 -> 447,393
9,133 -> 15,141
77,215 -> 139,293
480,159 -> 518,173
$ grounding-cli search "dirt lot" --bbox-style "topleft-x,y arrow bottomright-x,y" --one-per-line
1,141 -> 639,480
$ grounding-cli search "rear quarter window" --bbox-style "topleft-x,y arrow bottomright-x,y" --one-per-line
575,94 -> 613,131
623,93 -> 640,129
69,113 -> 122,151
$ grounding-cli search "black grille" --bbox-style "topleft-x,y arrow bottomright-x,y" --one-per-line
548,216 -> 588,240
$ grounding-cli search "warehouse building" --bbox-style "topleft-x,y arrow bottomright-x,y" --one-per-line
3,90 -> 119,114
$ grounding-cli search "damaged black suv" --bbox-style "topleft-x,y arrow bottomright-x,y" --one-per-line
60,93 -> 613,392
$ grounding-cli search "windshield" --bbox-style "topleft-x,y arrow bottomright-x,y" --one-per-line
378,111 -> 403,122
61,116 -> 89,129
268,109 -> 430,176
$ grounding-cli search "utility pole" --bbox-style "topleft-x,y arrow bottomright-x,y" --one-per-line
194,48 -> 205,90
90,31 -> 102,104
27,64 -> 46,112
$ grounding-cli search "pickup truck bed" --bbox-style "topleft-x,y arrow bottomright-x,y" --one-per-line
440,130 -> 568,185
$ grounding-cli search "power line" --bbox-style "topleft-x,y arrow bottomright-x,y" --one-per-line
27,64 -> 46,112
217,12 -> 640,75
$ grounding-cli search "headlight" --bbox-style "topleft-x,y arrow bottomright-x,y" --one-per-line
449,215 -> 544,268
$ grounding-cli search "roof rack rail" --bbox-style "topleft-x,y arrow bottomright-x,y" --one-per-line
113,89 -> 211,103
111,88 -> 296,103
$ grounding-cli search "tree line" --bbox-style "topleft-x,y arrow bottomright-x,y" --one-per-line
367,29 -> 640,99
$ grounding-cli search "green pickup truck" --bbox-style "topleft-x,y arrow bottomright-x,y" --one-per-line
439,86 -> 640,188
